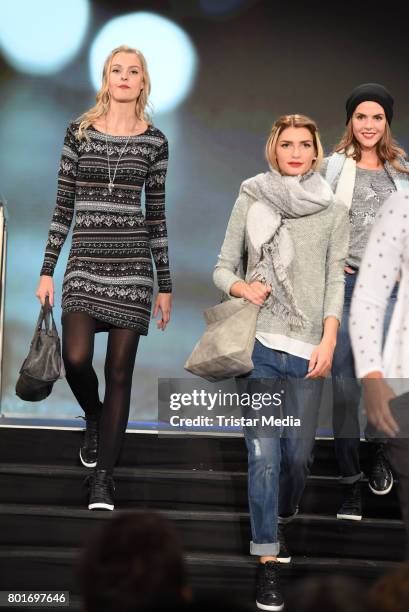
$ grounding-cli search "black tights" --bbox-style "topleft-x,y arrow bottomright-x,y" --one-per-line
62,312 -> 140,472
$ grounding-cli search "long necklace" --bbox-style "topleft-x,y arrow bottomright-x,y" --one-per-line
105,126 -> 131,194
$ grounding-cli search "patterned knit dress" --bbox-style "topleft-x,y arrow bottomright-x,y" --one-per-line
40,122 -> 172,335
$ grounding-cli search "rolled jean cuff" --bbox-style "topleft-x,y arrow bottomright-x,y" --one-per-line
339,472 -> 364,485
278,507 -> 299,524
250,541 -> 279,556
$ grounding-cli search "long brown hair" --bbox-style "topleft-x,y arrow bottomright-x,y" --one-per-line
265,114 -> 323,172
334,120 -> 409,174
77,45 -> 152,140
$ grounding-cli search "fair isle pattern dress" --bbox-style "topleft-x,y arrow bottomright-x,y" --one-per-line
40,122 -> 172,335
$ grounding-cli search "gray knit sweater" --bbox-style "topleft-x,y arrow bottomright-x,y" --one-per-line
213,175 -> 350,349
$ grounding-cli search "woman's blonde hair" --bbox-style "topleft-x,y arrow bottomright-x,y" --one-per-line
77,45 -> 152,140
265,114 -> 323,172
334,119 -> 409,174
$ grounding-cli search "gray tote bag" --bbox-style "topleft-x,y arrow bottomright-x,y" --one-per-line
184,298 -> 260,382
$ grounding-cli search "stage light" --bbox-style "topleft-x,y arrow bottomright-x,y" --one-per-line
89,12 -> 197,114
0,0 -> 90,75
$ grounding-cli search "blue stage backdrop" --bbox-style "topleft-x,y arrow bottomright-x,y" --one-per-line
1,0 -> 408,421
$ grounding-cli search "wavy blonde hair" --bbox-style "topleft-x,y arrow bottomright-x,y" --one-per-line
77,45 -> 152,140
265,114 -> 324,173
334,120 -> 409,174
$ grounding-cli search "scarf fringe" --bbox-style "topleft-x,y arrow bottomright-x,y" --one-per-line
254,237 -> 309,329
265,298 -> 307,329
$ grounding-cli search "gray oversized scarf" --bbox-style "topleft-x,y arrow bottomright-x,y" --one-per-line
241,168 -> 335,328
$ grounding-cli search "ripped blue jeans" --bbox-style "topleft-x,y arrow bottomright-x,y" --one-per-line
237,340 -> 323,556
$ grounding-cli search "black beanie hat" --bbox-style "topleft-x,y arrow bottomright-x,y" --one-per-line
345,83 -> 394,125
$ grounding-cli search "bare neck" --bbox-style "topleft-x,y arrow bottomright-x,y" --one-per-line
356,147 -> 383,170
102,100 -> 147,136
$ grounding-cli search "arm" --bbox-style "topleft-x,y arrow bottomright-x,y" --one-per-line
349,192 -> 404,377
144,138 -> 172,294
213,189 -> 270,305
40,124 -> 79,276
323,201 -> 350,323
145,137 -> 172,330
306,202 -> 349,378
349,193 -> 406,435
213,189 -> 248,296
37,123 -> 79,305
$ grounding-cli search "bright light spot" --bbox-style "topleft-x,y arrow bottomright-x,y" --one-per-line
89,12 -> 197,114
0,0 -> 90,75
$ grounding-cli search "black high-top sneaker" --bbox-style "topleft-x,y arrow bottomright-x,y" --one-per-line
337,481 -> 362,521
79,402 -> 102,468
255,561 -> 284,611
88,469 -> 115,511
368,444 -> 394,495
276,524 -> 291,563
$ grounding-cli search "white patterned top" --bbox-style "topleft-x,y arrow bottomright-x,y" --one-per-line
350,191 -> 409,383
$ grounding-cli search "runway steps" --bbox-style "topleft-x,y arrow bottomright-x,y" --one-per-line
0,428 -> 403,610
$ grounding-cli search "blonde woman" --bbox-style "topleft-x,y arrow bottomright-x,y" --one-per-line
322,83 -> 409,520
36,45 -> 172,510
214,115 -> 349,611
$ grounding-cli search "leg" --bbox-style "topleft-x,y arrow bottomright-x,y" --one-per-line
331,278 -> 364,519
239,340 -> 283,557
365,286 -> 397,495
62,312 -> 101,468
243,390 -> 284,611
62,312 -> 100,415
245,433 -> 281,556
277,355 -> 322,567
279,355 -> 322,519
97,327 -> 140,472
332,273 -> 362,483
240,344 -> 294,612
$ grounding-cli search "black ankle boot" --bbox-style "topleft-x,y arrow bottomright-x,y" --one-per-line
79,402 -> 102,468
337,481 -> 362,521
368,444 -> 394,495
88,469 -> 115,511
255,561 -> 284,611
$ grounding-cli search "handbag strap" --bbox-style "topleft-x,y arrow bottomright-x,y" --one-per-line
32,297 -> 57,341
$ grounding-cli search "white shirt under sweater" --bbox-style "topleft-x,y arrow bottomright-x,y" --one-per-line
350,191 -> 409,390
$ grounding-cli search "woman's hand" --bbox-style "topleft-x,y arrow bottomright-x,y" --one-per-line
153,292 -> 172,331
344,266 -> 357,274
36,275 -> 54,307
306,316 -> 339,378
230,280 -> 271,306
305,338 -> 336,379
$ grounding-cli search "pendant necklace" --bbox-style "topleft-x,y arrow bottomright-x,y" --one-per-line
105,121 -> 132,194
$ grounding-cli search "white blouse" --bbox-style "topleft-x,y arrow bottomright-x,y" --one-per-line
350,191 -> 409,388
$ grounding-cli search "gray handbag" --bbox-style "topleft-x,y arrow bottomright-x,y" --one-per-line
15,297 -> 64,401
184,298 -> 260,382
